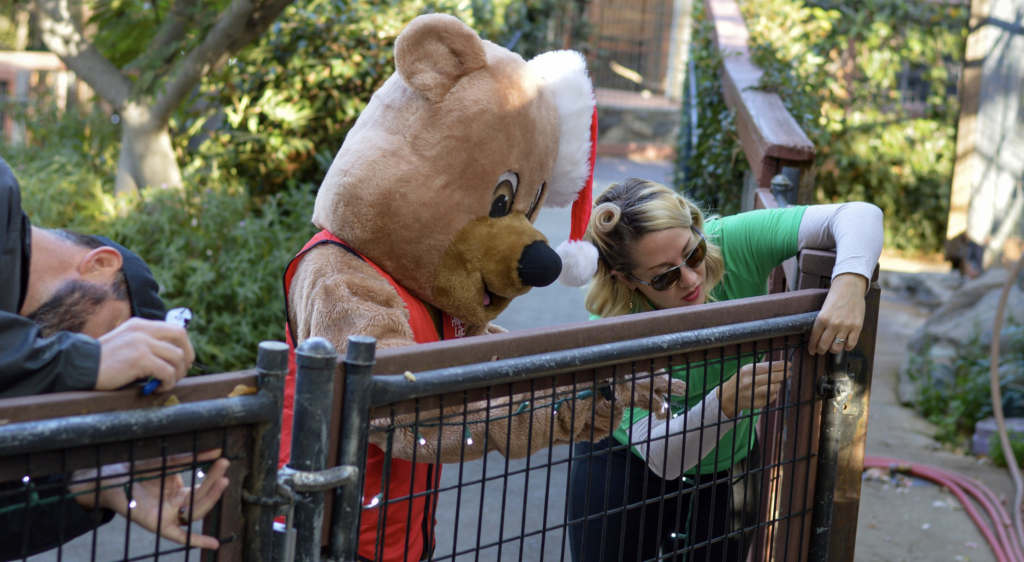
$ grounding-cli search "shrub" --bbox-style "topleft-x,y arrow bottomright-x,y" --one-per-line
182,0 -> 589,195
909,323 -> 1024,448
678,0 -> 967,253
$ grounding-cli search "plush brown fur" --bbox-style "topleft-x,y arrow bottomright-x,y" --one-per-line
289,13 -> 683,463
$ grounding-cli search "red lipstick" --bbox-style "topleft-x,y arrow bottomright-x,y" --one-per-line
682,284 -> 701,303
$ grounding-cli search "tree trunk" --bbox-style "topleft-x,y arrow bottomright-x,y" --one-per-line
115,105 -> 182,194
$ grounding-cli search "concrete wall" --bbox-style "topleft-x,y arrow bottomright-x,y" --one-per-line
948,0 -> 1024,265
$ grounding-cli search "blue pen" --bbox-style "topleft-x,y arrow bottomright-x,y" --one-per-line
142,308 -> 193,395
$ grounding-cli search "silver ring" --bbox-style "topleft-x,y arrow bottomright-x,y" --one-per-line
833,337 -> 846,345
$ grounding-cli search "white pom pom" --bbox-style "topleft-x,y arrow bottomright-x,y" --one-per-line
555,240 -> 599,287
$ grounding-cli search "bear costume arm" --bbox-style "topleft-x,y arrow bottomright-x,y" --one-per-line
368,373 -> 685,463
288,244 -> 418,353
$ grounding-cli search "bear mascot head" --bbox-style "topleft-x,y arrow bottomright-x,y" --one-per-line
308,13 -> 599,327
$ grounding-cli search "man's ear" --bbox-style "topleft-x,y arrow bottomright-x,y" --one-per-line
78,247 -> 123,281
394,14 -> 487,103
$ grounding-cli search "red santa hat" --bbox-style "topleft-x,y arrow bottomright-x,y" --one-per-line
528,51 -> 600,288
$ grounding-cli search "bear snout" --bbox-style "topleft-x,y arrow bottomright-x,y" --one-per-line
517,241 -> 562,287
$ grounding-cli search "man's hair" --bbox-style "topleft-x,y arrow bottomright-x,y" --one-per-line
51,229 -> 129,301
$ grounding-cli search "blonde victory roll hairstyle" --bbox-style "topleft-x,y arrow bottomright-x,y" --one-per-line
583,178 -> 724,318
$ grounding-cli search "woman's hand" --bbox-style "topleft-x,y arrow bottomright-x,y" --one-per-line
810,273 -> 868,355
71,449 -> 230,550
717,361 -> 790,419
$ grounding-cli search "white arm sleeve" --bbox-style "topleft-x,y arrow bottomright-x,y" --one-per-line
633,390 -> 736,480
797,202 -> 883,283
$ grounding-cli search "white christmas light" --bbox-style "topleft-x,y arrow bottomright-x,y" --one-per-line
129,500 -> 137,509
196,469 -> 205,479
21,476 -> 29,484
419,437 -> 427,446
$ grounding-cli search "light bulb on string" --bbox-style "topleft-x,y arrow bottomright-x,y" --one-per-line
464,426 -> 473,446
417,433 -> 427,446
364,493 -> 382,508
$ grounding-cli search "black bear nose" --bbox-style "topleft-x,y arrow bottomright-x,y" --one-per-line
518,241 -> 562,287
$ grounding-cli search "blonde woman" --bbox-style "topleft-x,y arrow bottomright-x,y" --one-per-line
566,178 -> 883,562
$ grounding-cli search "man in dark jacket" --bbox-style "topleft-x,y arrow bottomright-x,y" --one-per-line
0,157 -> 229,560
0,156 -> 194,397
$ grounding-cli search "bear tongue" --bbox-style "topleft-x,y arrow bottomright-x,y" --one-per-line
483,292 -> 492,307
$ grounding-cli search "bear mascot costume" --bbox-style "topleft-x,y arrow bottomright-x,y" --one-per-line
280,14 -> 684,562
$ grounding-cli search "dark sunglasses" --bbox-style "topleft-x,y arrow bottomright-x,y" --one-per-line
629,226 -> 707,291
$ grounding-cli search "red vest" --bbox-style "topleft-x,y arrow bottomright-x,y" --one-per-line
281,229 -> 466,562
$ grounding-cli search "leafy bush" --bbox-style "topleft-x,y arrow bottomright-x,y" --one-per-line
909,324 -> 1024,447
181,0 -> 588,195
675,1 -> 747,214
679,0 -> 967,253
10,124 -> 318,373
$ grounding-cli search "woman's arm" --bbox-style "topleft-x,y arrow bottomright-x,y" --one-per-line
632,391 -> 735,480
797,202 -> 883,354
633,360 -> 789,480
797,202 -> 883,284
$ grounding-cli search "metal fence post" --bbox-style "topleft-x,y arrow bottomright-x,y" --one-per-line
291,337 -> 339,562
329,335 -> 377,562
244,341 -> 289,562
809,350 -> 851,560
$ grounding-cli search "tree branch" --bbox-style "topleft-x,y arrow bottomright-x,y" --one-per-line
33,0 -> 134,110
142,0 -> 200,62
150,0 -> 295,122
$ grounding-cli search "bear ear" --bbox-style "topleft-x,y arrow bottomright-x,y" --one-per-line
395,14 -> 488,102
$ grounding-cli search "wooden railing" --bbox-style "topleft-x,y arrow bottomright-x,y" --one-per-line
703,0 -> 816,209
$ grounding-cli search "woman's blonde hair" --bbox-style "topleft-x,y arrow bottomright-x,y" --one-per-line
583,178 -> 724,318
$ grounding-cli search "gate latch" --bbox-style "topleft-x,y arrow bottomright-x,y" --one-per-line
278,464 -> 360,493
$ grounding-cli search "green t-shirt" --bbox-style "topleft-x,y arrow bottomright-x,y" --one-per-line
595,206 -> 807,475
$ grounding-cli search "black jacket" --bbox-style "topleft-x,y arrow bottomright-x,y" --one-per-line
0,158 -> 113,561
0,158 -> 102,398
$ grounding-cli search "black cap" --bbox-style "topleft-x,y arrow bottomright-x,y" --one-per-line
92,236 -> 166,321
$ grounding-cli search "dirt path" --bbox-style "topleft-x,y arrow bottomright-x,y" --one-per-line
856,290 -> 1015,562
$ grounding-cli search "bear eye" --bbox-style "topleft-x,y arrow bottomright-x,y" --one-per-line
490,172 -> 518,218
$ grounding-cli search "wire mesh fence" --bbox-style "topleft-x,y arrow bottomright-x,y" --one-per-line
324,283 -> 878,562
0,273 -> 877,562
360,334 -> 820,562
0,350 -> 285,562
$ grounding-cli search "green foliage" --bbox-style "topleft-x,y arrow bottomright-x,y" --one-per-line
679,0 -> 967,252
181,0 -> 587,193
989,432 -> 1024,469
909,323 -> 1024,448
10,111 -> 318,373
676,1 -> 747,214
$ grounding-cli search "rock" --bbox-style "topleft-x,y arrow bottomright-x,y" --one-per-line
908,282 -> 1024,353
878,270 -> 962,310
979,325 -> 1024,356
971,417 -> 1024,456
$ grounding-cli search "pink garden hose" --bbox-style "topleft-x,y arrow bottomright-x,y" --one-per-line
860,253 -> 1024,561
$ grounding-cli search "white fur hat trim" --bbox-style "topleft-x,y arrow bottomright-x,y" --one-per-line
528,50 -> 595,209
555,239 -> 599,287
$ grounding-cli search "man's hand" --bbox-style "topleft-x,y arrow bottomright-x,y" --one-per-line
95,318 -> 195,392
70,449 -> 230,550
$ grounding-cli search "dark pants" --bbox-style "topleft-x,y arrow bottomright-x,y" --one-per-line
568,438 -> 761,562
